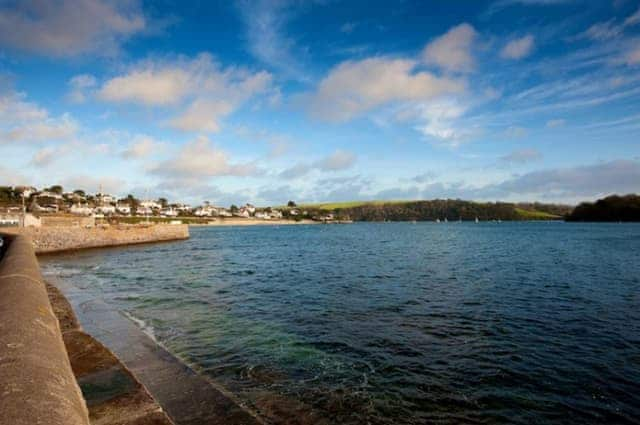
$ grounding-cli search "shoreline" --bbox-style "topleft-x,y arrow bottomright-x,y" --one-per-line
44,271 -> 264,425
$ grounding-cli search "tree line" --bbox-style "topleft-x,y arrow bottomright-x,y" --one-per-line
566,194 -> 640,222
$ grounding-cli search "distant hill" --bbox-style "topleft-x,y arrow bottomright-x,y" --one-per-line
566,194 -> 640,222
295,199 -> 572,221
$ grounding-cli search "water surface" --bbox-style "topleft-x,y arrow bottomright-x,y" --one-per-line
42,223 -> 640,424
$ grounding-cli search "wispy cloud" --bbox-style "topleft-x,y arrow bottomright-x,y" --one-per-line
237,0 -> 311,82
499,148 -> 542,164
501,35 -> 535,59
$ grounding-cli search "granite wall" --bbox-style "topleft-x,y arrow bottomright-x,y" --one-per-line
14,224 -> 189,254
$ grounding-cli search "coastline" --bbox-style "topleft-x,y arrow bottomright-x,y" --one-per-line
44,271 -> 264,425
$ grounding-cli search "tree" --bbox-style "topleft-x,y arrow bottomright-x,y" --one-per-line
230,204 -> 239,213
158,197 -> 168,208
73,189 -> 86,197
287,200 -> 297,207
47,185 -> 63,194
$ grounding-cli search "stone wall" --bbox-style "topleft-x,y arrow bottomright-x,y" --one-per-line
13,223 -> 189,254
0,233 -> 90,425
40,215 -> 94,228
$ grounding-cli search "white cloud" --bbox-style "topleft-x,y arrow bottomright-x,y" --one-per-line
414,99 -> 471,145
501,34 -> 535,59
98,53 -> 273,132
314,150 -> 356,171
98,63 -> 193,105
0,92 -> 78,143
0,0 -> 145,57
168,100 -> 233,133
422,23 -> 477,73
121,135 -> 162,159
67,74 -> 97,103
5,115 -> 78,143
151,136 -> 261,179
546,118 -> 566,127
307,57 -> 464,122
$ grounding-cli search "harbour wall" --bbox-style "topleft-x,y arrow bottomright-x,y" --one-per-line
5,223 -> 189,254
0,233 -> 90,425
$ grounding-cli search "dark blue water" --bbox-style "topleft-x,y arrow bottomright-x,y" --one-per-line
42,223 -> 640,424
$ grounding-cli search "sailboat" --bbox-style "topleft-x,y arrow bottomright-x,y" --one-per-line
475,217 -> 479,223
436,218 -> 440,223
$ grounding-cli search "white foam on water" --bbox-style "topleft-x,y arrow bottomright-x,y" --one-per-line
122,310 -> 159,344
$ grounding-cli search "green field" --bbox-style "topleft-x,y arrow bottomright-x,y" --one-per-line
513,208 -> 562,220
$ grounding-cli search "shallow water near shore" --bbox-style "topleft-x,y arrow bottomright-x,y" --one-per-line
41,222 -> 640,424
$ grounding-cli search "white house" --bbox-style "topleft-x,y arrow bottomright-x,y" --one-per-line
161,207 -> 178,217
116,204 -> 131,215
136,206 -> 153,216
140,200 -> 162,210
70,203 -> 94,215
96,193 -> 116,204
245,204 -> 256,214
236,207 -> 251,218
270,210 -> 283,219
95,205 -> 116,215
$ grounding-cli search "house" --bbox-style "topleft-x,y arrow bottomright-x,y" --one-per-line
70,203 -> 94,216
95,205 -> 116,215
161,207 -> 178,217
194,207 -> 210,217
116,204 -> 131,215
36,191 -> 63,200
95,192 -> 116,204
270,210 -> 283,219
175,204 -> 192,213
136,206 -> 153,216
218,209 -> 232,217
255,211 -> 270,220
140,200 -> 161,210
290,209 -> 300,216
245,203 -> 256,214
236,207 -> 251,218
32,203 -> 59,213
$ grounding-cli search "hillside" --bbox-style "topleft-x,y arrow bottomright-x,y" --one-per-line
567,194 -> 640,222
294,199 -> 570,221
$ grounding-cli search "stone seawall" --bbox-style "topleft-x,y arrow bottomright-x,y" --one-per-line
11,224 -> 189,254
0,233 -> 90,425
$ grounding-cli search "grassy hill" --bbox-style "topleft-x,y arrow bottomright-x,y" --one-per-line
288,199 -> 570,221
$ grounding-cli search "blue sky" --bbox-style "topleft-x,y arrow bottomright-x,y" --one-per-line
1,0 -> 639,205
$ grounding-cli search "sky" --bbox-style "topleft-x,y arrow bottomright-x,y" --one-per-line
1,0 -> 639,206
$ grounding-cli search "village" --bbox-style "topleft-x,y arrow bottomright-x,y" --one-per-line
0,185 -> 340,226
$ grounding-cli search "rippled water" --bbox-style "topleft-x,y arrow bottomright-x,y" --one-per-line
41,223 -> 640,424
